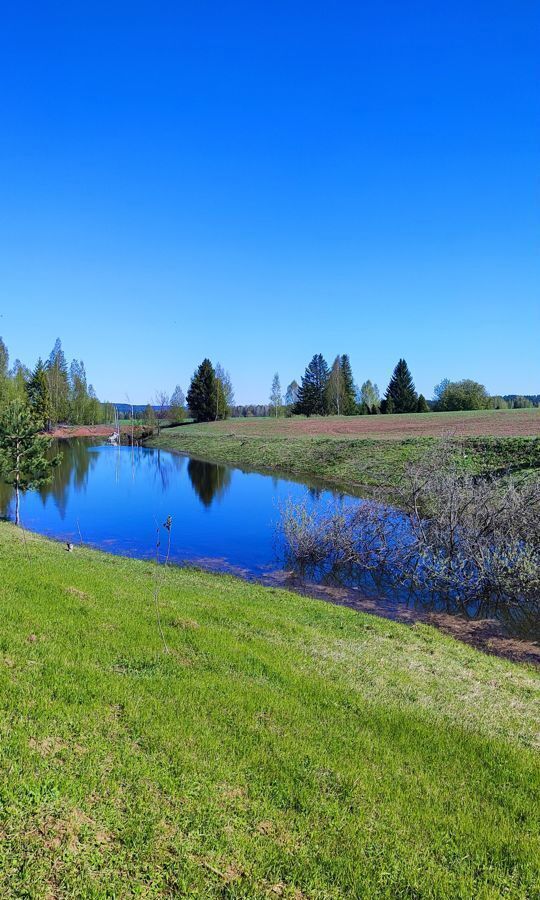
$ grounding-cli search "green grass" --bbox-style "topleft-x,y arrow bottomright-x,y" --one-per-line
0,522 -> 539,897
150,424 -> 540,492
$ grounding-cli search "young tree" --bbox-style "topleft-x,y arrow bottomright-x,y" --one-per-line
340,354 -> 357,415
0,400 -> 60,525
46,339 -> 69,424
169,385 -> 186,424
187,359 -> 217,422
295,354 -> 329,416
416,394 -> 429,413
11,360 -> 31,401
385,359 -> 418,413
143,403 -> 157,430
269,373 -> 282,417
285,380 -> 299,407
325,357 -> 345,415
359,380 -> 380,411
26,359 -> 52,430
215,364 -> 233,420
69,359 -> 90,424
432,378 -> 451,410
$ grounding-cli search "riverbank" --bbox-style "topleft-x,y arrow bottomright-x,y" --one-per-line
0,521 -> 539,896
148,420 -> 540,491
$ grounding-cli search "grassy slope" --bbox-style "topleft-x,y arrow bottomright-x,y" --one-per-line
0,522 -> 539,898
149,419 -> 540,491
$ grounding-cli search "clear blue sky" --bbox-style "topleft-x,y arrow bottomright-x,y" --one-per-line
0,2 -> 538,404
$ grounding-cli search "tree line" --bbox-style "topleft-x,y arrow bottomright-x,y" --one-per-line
177,353 -> 539,422
0,336 -> 113,428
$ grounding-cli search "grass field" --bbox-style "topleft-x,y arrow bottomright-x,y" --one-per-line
149,412 -> 540,492
0,521 -> 539,897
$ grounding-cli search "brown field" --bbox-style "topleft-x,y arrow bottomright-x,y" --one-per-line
185,409 -> 540,439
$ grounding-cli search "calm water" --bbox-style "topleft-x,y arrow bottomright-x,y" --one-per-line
0,439 -> 349,577
1,439 -> 538,657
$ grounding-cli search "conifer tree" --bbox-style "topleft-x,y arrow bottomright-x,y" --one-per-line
416,394 -> 429,413
26,359 -> 51,430
340,354 -> 357,415
384,359 -> 418,413
294,354 -> 329,416
0,400 -> 60,525
187,359 -> 217,422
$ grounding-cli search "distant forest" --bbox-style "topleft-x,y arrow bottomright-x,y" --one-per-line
0,335 -> 537,427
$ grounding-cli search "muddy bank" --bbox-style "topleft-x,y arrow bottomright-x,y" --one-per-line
49,425 -> 153,441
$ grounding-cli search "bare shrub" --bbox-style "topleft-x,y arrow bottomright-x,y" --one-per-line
279,443 -> 540,615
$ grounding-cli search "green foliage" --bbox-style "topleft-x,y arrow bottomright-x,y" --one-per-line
169,385 -> 186,425
385,359 -> 418,413
46,338 -> 70,424
295,354 -> 329,416
26,359 -> 51,429
416,393 -> 429,413
0,400 -> 60,523
435,379 -> 489,411
187,359 -> 218,422
143,404 -> 157,428
340,354 -> 357,415
359,379 -> 380,411
269,372 -> 282,416
487,395 -> 509,410
512,395 -> 534,409
215,363 -> 233,420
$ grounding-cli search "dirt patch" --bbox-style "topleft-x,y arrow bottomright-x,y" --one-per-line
192,410 -> 540,439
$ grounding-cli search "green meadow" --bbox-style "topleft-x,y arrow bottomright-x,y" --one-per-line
0,522 -> 538,898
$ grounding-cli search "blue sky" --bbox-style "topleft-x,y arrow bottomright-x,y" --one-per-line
0,2 -> 538,404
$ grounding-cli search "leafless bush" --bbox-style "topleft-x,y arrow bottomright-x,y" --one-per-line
279,444 -> 540,614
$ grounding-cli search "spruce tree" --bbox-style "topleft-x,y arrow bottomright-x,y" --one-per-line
294,354 -> 329,416
187,359 -> 217,422
416,394 -> 429,413
340,354 -> 357,415
384,359 -> 418,413
26,359 -> 51,430
0,400 -> 60,525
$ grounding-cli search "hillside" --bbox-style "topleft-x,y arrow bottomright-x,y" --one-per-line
0,522 -> 538,897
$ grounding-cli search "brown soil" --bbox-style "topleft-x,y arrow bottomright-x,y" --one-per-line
203,410 -> 540,439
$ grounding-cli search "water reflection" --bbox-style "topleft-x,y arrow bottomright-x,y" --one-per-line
187,458 -> 232,507
0,438 -> 538,656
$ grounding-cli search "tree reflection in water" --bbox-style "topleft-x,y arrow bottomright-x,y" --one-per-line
0,438 -> 101,521
187,458 -> 232,507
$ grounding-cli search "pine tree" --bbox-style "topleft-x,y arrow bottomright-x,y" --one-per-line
384,359 -> 418,413
26,359 -> 51,430
416,394 -> 429,413
294,355 -> 329,416
340,354 -> 357,415
0,400 -> 60,525
187,359 -> 217,422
